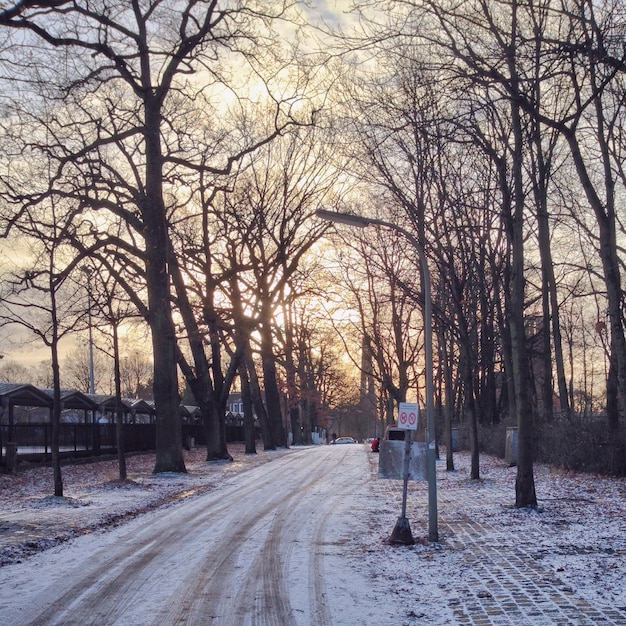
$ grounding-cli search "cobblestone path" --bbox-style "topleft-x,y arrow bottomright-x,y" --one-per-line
378,452 -> 626,625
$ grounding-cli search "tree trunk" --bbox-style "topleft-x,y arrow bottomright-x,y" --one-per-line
259,307 -> 287,447
460,347 -> 479,480
607,352 -> 619,431
246,344 -> 274,450
531,117 -> 569,419
496,269 -> 517,422
439,326 -> 455,471
478,265 -> 498,424
168,244 -> 230,462
261,350 -> 287,447
564,129 -> 626,418
50,332 -> 63,497
113,322 -> 127,481
238,361 -> 257,455
508,14 -> 537,506
144,99 -> 185,474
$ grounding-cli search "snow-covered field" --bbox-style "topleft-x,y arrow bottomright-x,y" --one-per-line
1,444 -> 625,625
0,443 -> 285,565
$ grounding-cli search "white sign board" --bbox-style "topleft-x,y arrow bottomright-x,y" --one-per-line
397,402 -> 419,430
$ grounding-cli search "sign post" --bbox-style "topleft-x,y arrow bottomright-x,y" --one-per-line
389,402 -> 418,545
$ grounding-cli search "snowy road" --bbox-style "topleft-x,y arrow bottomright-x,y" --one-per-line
0,445 -> 374,626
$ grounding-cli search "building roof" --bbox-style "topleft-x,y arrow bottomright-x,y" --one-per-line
40,388 -> 97,410
0,383 -> 53,408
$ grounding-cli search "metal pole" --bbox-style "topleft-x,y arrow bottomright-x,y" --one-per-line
316,209 -> 438,542
401,430 -> 411,518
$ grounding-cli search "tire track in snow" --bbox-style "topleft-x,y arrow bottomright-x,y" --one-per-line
3,445 -> 371,626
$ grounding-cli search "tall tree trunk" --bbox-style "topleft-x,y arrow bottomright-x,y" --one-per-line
439,326 -> 455,471
297,339 -> 316,445
144,99 -> 185,474
508,6 -> 537,506
282,300 -> 301,445
246,343 -> 274,450
360,334 -> 378,437
607,351 -> 619,431
563,126 -> 626,418
50,327 -> 63,497
530,118 -> 569,419
259,306 -> 287,447
478,260 -> 498,424
540,281 -> 554,421
113,322 -> 127,481
238,360 -> 257,455
169,248 -> 230,461
460,346 -> 479,480
495,261 -> 517,422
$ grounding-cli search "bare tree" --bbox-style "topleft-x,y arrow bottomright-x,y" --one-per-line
0,360 -> 31,383
120,350 -> 153,400
0,0 -> 318,471
205,124 -> 337,448
323,222 -> 425,432
62,346 -> 110,395
83,263 -> 141,481
0,204 -> 85,496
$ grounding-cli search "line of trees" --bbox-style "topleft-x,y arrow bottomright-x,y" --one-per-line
0,2 -> 356,495
1,1 -> 625,509
319,0 -> 626,504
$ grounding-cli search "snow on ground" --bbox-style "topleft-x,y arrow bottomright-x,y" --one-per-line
0,444 -> 292,565
1,443 -> 625,625
356,449 -> 626,623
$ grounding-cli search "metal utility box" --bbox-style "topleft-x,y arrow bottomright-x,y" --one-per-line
385,427 -> 406,441
378,439 -> 428,480
505,427 -> 518,466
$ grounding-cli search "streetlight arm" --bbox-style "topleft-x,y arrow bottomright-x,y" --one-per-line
315,209 -> 371,228
316,210 -> 422,258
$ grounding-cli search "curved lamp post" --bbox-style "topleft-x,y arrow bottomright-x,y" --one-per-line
316,209 -> 438,542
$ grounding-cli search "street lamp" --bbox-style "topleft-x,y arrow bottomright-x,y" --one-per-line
80,265 -> 95,396
316,208 -> 439,542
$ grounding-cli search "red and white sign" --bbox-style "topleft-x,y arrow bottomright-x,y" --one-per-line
397,402 -> 418,430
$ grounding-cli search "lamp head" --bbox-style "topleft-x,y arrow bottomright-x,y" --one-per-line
315,209 -> 370,228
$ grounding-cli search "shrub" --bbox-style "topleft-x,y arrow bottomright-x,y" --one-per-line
452,415 -> 625,476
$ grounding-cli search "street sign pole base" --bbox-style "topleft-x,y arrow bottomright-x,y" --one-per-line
388,516 -> 415,545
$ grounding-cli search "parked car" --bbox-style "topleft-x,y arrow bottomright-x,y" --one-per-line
330,436 -> 357,444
